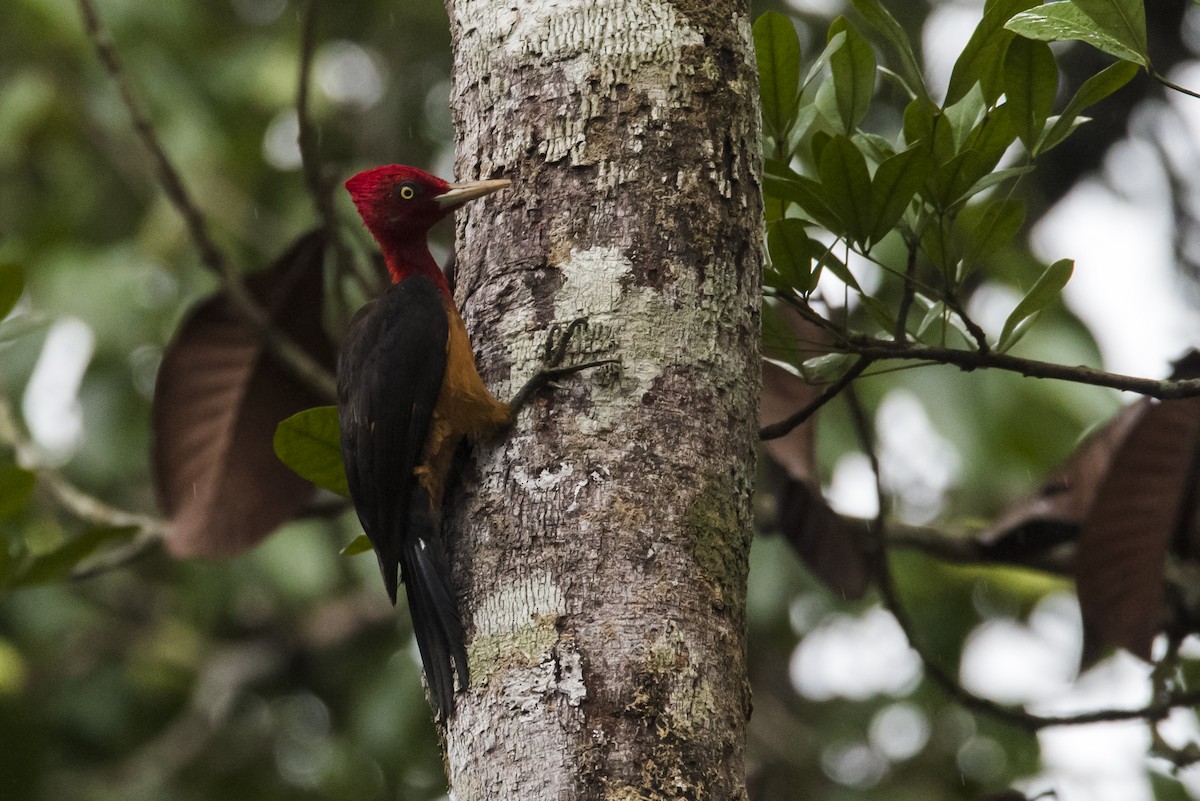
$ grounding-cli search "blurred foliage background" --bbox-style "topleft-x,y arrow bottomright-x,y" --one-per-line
1,0 -> 1198,799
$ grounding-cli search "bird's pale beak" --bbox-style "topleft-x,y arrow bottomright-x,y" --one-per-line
434,178 -> 511,210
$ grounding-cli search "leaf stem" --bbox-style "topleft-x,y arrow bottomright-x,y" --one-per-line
1153,70 -> 1200,101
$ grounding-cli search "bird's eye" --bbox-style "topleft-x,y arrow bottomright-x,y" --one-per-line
396,182 -> 418,201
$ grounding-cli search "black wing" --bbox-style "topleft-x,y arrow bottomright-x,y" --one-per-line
337,274 -> 466,716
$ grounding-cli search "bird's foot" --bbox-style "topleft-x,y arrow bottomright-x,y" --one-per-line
506,318 -> 617,421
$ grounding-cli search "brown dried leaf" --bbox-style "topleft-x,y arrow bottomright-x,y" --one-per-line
154,231 -> 335,557
761,355 -> 870,600
761,360 -> 819,484
1076,394 -> 1200,665
978,400 -> 1147,561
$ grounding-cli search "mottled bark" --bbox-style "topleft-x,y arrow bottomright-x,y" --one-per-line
441,0 -> 763,797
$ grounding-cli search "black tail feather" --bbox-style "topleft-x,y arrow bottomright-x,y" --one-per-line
394,498 -> 468,718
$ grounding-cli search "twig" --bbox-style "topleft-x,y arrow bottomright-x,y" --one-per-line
833,336 -> 1200,400
294,0 -> 371,313
885,522 -> 1073,575
759,355 -> 872,440
943,293 -> 990,354
893,241 -> 918,344
76,0 -> 336,400
37,471 -> 168,537
75,0 -> 223,272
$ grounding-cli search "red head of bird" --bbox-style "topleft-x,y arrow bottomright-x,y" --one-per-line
344,164 -> 509,287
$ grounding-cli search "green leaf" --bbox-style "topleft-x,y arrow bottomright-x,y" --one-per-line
1071,0 -> 1149,65
13,526 -> 139,587
962,198 -> 1026,273
763,159 -> 842,232
0,466 -> 35,521
273,406 -> 349,497
916,299 -> 949,339
754,12 -> 802,141
1004,36 -> 1058,148
929,150 -> 990,210
815,247 -> 861,292
788,103 -> 824,154
913,297 -> 975,345
902,96 -> 937,149
800,352 -> 859,384
943,82 -> 988,152
811,130 -> 833,164
960,164 -> 1035,200
813,79 -> 842,132
859,295 -> 897,333
818,135 -> 874,244
1038,60 -> 1138,153
963,104 -> 1019,170
762,300 -> 801,361
870,145 -> 933,246
768,219 -> 816,293
920,212 -> 964,275
1006,2 -> 1148,67
341,534 -> 373,556
902,97 -> 957,166
947,0 -> 1040,103
876,66 -> 918,100
0,264 -> 23,321
854,132 -> 895,164
803,30 -> 848,90
848,0 -> 928,100
828,17 -> 877,133
998,258 -> 1074,350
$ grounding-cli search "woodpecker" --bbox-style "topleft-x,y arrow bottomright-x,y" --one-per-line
340,165 -> 601,717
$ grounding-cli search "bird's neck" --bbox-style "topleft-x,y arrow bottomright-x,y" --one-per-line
379,233 -> 450,295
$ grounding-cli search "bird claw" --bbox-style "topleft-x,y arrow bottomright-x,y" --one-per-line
543,317 -> 589,366
506,317 -> 618,420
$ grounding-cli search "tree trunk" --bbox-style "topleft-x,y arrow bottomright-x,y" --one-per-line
442,0 -> 763,797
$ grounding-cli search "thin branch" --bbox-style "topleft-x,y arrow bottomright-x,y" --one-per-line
38,471 -> 168,537
294,0 -> 372,314
943,293 -> 990,354
770,292 -> 853,347
893,240 -> 919,344
75,0 -> 224,272
70,530 -> 166,581
76,0 -> 336,400
885,521 -> 1072,575
759,355 -> 872,440
834,336 -> 1200,400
